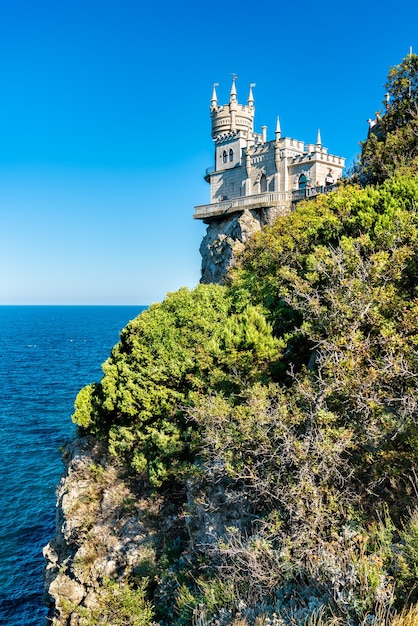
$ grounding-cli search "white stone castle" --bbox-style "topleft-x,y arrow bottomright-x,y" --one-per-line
194,77 -> 345,221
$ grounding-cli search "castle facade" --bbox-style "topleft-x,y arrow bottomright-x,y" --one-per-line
194,78 -> 345,221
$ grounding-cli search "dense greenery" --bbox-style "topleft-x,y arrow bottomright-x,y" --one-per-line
74,284 -> 282,487
359,53 -> 418,185
71,55 -> 418,625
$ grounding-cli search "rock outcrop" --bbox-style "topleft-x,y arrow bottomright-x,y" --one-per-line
43,436 -> 160,625
199,207 -> 289,284
44,436 -> 250,624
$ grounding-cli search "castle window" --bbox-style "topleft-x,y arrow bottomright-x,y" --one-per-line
298,173 -> 308,189
222,150 -> 227,163
260,173 -> 267,193
229,149 -> 234,162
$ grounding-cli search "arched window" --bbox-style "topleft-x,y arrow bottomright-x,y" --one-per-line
222,150 -> 227,163
298,173 -> 308,189
229,148 -> 234,162
260,173 -> 267,193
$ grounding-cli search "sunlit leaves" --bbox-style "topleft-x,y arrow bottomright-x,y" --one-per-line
72,283 -> 282,486
359,53 -> 418,185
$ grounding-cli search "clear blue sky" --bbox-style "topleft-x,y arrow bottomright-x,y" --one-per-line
1,0 -> 417,304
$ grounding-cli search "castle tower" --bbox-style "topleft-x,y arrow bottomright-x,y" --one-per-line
210,76 -> 255,140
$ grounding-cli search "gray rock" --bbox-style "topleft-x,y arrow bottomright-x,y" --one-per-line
200,208 -> 287,283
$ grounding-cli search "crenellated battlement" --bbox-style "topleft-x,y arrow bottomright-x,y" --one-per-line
210,78 -> 256,141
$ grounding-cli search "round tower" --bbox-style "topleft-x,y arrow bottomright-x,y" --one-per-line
210,77 -> 255,140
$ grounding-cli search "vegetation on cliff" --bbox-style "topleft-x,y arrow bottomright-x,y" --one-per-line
73,284 -> 282,488
358,53 -> 418,185
65,55 -> 418,625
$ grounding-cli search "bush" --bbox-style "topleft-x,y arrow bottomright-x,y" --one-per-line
73,284 -> 282,487
71,578 -> 154,626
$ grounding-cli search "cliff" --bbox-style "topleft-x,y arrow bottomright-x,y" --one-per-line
43,52 -> 418,625
44,436 -> 158,624
199,207 -> 287,284
44,434 -> 250,625
44,169 -> 418,625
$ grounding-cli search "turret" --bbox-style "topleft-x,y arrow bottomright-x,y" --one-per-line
210,78 -> 256,140
229,75 -> 237,131
274,116 -> 282,172
248,83 -> 255,108
229,75 -> 237,105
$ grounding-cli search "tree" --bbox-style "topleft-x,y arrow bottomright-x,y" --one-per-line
359,53 -> 418,185
384,53 -> 418,131
72,283 -> 282,487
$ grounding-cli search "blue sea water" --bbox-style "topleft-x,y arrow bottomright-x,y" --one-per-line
0,306 -> 145,626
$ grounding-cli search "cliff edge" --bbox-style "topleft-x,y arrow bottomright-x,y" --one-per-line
199,207 -> 287,283
44,436 -> 159,624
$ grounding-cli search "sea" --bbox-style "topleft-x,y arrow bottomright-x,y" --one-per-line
0,305 -> 145,626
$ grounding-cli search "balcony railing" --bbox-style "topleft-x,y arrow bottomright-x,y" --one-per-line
194,191 -> 293,219
297,184 -> 339,199
194,185 -> 340,220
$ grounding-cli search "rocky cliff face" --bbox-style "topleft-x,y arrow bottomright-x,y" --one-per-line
43,436 -> 161,625
44,437 -> 246,624
199,207 -> 289,284
43,207 -> 287,623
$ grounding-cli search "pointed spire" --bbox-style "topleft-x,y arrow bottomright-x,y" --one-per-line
230,74 -> 238,103
276,116 -> 281,135
316,128 -> 322,146
248,83 -> 255,106
211,82 -> 219,107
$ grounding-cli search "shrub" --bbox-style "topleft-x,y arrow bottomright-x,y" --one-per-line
73,284 -> 282,487
71,577 -> 154,626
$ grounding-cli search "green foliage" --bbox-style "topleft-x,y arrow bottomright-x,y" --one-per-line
232,174 -> 418,392
188,383 -> 397,619
73,283 -> 282,486
68,170 -> 418,623
359,53 -> 418,185
175,171 -> 418,623
73,382 -> 102,430
394,508 -> 418,606
71,577 -> 154,626
175,578 -> 236,625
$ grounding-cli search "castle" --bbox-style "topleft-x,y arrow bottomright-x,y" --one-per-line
194,77 -> 345,221
195,78 -> 346,283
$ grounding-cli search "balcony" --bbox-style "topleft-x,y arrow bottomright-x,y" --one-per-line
194,191 -> 294,220
194,185 -> 340,220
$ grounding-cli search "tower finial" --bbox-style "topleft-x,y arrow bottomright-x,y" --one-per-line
276,116 -> 281,136
316,128 -> 322,146
230,74 -> 238,102
248,83 -> 255,106
211,82 -> 219,107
